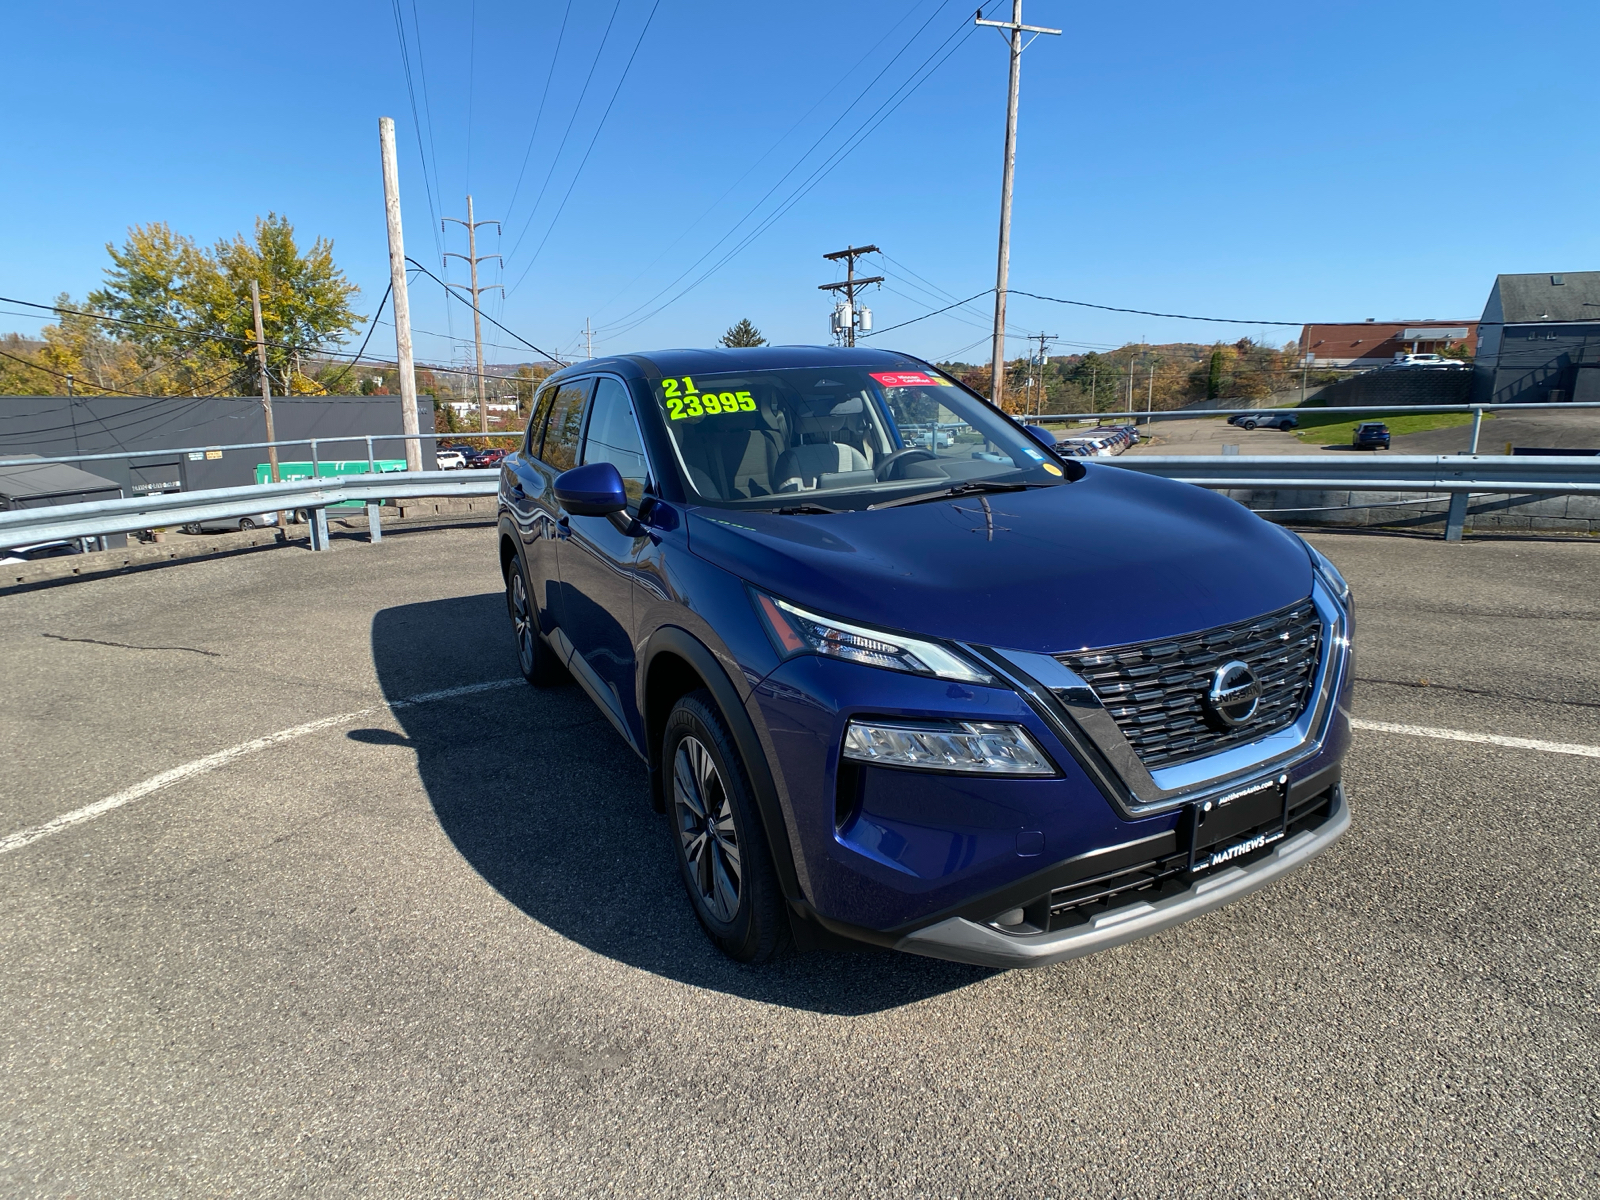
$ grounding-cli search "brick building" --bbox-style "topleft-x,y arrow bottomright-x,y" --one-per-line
1299,319 -> 1477,368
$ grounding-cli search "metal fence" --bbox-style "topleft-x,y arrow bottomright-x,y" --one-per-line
5,412 -> 1600,554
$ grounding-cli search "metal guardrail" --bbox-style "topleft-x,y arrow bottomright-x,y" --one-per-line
0,469 -> 499,553
5,453 -> 1597,555
1103,454 -> 1600,540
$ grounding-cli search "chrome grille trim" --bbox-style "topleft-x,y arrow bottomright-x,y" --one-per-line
1057,600 -> 1322,769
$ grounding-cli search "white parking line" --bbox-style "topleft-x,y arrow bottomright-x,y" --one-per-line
0,678 -> 523,857
1352,717 -> 1600,759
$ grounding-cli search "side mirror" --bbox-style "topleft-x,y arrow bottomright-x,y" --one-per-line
1023,425 -> 1059,451
554,462 -> 628,516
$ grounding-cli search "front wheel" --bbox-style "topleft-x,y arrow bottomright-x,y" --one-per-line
1242,420 -> 1257,431
664,690 -> 787,963
505,549 -> 566,685
238,517 -> 256,531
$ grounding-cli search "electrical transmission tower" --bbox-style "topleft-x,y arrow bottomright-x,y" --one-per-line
818,244 -> 883,347
443,195 -> 502,434
976,3 -> 1059,409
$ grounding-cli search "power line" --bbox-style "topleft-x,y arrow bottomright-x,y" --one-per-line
1008,290 -> 1304,326
405,258 -> 565,365
502,0 -> 625,268
606,6 -> 987,339
501,0 -> 576,236
596,0 -> 982,337
860,289 -> 996,338
506,0 -> 662,295
584,0 -> 931,331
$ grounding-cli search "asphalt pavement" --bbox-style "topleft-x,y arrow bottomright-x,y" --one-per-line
1,523 -> 1596,1198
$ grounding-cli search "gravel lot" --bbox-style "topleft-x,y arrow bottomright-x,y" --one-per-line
1,523 -> 1595,1198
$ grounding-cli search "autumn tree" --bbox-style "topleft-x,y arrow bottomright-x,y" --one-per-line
719,318 -> 767,347
89,214 -> 362,395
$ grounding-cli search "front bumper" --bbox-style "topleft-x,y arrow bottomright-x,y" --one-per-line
895,784 -> 1349,968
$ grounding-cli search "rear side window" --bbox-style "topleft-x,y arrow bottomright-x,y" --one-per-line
526,385 -> 557,454
581,377 -> 650,509
538,378 -> 592,470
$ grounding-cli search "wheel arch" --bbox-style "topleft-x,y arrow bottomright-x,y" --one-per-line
642,627 -> 803,906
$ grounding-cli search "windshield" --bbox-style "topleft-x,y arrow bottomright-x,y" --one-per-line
647,364 -> 1066,509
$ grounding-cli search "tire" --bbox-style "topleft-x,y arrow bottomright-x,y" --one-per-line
182,524 -> 201,535
238,517 -> 256,531
663,689 -> 788,963
1242,420 -> 1257,431
505,548 -> 565,686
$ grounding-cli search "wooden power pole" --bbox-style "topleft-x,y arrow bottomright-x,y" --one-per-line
443,196 -> 503,434
818,244 -> 883,348
977,2 -> 1059,409
379,116 -> 423,472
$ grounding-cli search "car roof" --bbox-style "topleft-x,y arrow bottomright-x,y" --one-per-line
562,344 -> 927,381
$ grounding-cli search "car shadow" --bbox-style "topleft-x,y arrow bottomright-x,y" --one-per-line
368,592 -> 994,1014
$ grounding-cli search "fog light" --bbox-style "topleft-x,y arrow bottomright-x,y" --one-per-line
995,908 -> 1026,927
841,719 -> 1054,775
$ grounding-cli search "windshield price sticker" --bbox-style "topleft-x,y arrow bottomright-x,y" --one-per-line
660,376 -> 756,420
869,370 -> 952,389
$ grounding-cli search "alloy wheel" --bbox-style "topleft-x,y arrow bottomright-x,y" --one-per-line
672,735 -> 742,924
510,568 -> 535,674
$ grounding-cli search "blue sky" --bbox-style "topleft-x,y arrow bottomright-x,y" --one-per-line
3,1 -> 1597,371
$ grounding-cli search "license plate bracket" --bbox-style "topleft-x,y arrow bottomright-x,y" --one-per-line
1185,774 -> 1288,873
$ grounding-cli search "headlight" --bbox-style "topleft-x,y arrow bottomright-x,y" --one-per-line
1302,538 -> 1351,606
843,718 -> 1054,775
752,590 -> 993,684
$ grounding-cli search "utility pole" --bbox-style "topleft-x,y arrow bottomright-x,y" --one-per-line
443,195 -> 503,434
251,280 -> 280,484
584,318 -> 594,360
379,116 -> 423,472
1147,358 -> 1156,423
1030,332 -> 1056,416
977,2 -> 1059,409
818,244 -> 883,348
251,279 -> 286,530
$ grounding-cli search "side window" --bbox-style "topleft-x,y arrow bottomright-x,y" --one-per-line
526,384 -> 557,454
581,377 -> 651,509
539,378 -> 592,470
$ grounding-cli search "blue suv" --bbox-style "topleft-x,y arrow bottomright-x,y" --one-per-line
497,347 -> 1352,967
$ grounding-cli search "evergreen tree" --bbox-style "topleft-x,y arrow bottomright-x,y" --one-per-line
719,318 -> 767,348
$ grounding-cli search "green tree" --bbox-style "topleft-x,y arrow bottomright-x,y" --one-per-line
719,318 -> 767,347
90,214 -> 362,395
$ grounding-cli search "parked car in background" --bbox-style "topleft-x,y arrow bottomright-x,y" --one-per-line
1228,413 -> 1299,431
1386,353 -> 1468,370
0,540 -> 82,564
1352,422 -> 1391,450
467,447 -> 509,468
436,449 -> 467,470
180,511 -> 278,535
497,346 -> 1352,968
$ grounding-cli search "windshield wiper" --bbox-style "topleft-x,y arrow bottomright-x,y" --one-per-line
766,502 -> 839,515
866,480 -> 1044,511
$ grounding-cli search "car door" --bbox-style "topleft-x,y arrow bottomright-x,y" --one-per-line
555,374 -> 654,749
505,376 -> 592,645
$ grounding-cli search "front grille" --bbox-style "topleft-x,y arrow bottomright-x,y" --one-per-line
1058,599 -> 1322,769
1043,785 -> 1338,931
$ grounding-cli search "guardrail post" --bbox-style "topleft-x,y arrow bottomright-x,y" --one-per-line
1469,409 -> 1484,454
310,439 -> 320,479
366,436 -> 375,473
308,506 -> 330,551
1444,492 -> 1468,542
366,501 -> 382,543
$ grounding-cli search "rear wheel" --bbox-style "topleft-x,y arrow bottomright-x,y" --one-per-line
505,549 -> 565,685
664,690 -> 787,963
238,517 -> 256,531
1242,419 -> 1257,431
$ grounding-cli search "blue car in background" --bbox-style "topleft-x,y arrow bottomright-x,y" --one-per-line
497,347 -> 1352,967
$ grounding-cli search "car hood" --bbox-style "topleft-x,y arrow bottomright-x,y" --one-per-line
684,464 -> 1313,654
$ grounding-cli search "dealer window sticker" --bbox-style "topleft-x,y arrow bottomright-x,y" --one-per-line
659,376 -> 757,420
868,370 -> 953,389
